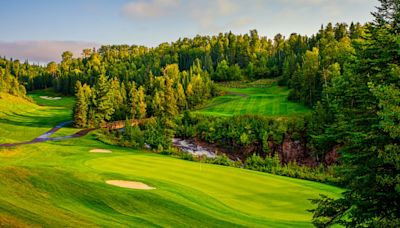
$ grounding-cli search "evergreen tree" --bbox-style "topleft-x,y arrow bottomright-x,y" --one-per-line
176,83 -> 186,110
128,82 -> 138,118
300,48 -> 320,107
311,1 -> 400,226
94,74 -> 114,124
110,77 -> 123,110
137,86 -> 147,119
186,83 -> 194,108
73,81 -> 89,127
152,90 -> 164,116
164,78 -> 178,117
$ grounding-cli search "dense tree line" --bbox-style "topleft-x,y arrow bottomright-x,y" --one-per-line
21,23 -> 360,99
0,57 -> 31,97
2,22 -> 365,107
309,0 -> 400,226
286,22 -> 363,107
73,63 -> 216,127
2,1 -> 398,225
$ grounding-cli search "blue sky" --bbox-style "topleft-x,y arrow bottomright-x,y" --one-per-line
0,0 -> 378,63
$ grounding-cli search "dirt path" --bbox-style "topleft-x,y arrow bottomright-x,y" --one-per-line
0,121 -> 96,147
0,118 -> 146,147
35,121 -> 73,141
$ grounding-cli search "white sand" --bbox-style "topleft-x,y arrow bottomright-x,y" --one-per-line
106,180 -> 156,190
90,149 -> 112,153
40,96 -> 61,100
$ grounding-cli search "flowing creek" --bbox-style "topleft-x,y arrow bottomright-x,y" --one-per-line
173,138 -> 217,158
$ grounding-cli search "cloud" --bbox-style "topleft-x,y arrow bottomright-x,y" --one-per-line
289,0 -> 325,4
122,0 -> 242,33
217,0 -> 238,15
121,0 -> 372,35
0,41 -> 100,64
230,17 -> 253,28
122,0 -> 180,18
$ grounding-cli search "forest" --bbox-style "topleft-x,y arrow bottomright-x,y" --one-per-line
0,0 -> 399,227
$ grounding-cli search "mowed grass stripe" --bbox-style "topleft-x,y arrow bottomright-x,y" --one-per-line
195,86 -> 310,117
87,154 -> 341,222
0,92 -> 340,227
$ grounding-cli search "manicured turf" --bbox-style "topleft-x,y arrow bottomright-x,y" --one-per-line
0,92 -> 72,143
28,88 -> 75,109
195,85 -> 311,117
0,92 -> 341,227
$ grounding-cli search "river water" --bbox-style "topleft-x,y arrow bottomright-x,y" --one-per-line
172,138 -> 217,158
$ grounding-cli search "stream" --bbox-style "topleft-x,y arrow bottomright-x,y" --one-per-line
173,138 -> 217,158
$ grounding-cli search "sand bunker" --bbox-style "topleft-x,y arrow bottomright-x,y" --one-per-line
40,96 -> 62,100
106,180 -> 156,190
90,149 -> 112,153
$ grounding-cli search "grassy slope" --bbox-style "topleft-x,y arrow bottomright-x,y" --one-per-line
195,85 -> 310,117
0,92 -> 72,143
0,91 -> 341,227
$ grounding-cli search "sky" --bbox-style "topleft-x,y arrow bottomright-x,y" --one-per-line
0,0 -> 378,64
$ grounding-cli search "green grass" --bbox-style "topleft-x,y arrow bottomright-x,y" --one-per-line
195,85 -> 310,117
28,88 -> 75,109
0,92 -> 341,227
0,92 -> 72,143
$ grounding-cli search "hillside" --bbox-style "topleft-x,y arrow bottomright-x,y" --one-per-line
0,92 -> 72,144
0,91 -> 342,227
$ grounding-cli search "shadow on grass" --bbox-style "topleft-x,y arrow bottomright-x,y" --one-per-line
0,109 -> 72,128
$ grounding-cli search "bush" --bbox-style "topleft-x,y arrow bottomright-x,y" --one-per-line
244,153 -> 339,184
143,118 -> 172,150
123,119 -> 145,148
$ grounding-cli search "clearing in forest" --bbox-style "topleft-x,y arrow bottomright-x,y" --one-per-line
195,84 -> 311,117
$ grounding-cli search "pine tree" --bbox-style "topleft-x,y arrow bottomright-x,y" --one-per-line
128,82 -> 138,119
73,81 -> 89,127
176,83 -> 186,111
372,0 -> 400,32
186,83 -> 194,108
164,78 -> 178,116
137,86 -> 147,119
311,1 -> 400,226
152,90 -> 164,117
110,77 -> 123,110
300,48 -> 320,107
94,74 -> 114,124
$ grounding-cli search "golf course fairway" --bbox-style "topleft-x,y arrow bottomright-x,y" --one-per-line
0,92 -> 342,227
195,85 -> 310,117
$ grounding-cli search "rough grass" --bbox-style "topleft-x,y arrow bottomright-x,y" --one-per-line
0,92 -> 341,227
195,85 -> 310,117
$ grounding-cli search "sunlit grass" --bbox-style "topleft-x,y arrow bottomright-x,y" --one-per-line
195,85 -> 310,117
0,91 -> 340,227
